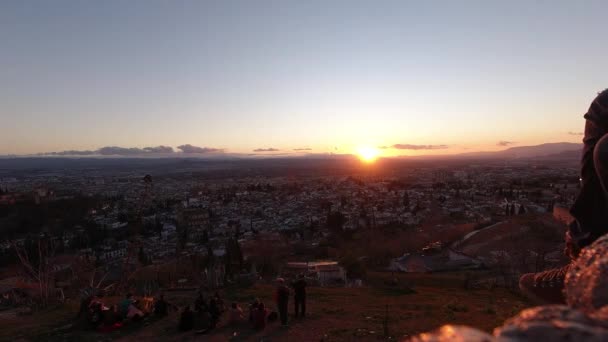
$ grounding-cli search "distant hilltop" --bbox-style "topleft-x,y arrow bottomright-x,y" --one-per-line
408,142 -> 582,161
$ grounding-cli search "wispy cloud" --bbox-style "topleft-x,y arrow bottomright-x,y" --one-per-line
293,148 -> 312,151
497,141 -> 516,147
177,144 -> 223,153
392,144 -> 449,150
568,131 -> 583,136
253,148 -> 280,152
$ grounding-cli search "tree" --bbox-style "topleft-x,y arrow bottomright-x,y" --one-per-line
224,242 -> 233,281
11,238 -> 55,308
178,226 -> 188,250
339,255 -> 366,279
326,211 -> 346,234
138,247 -> 150,266
233,239 -> 244,269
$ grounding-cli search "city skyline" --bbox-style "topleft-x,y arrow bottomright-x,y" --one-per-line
1,1 -> 606,156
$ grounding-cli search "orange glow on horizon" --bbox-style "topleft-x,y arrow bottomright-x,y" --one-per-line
356,146 -> 380,163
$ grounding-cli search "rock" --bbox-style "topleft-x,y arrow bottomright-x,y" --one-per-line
408,325 -> 495,342
494,305 -> 608,341
565,234 -> 608,312
411,233 -> 608,342
589,306 -> 608,321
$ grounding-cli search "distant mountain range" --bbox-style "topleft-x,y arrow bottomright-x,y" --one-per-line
407,142 -> 582,161
0,143 -> 583,172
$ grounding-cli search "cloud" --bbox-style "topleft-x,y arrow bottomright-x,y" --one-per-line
143,145 -> 174,153
39,145 -> 176,156
97,146 -> 146,155
568,131 -> 584,136
39,150 -> 96,156
253,148 -> 280,152
293,148 -> 312,151
392,144 -> 449,150
378,146 -> 389,149
177,144 -> 223,153
497,141 -> 516,147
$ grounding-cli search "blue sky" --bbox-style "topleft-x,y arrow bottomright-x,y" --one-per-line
1,0 -> 606,156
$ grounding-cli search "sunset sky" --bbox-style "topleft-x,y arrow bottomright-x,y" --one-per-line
1,1 -> 607,157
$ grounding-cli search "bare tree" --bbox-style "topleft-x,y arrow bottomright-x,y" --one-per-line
11,239 -> 55,308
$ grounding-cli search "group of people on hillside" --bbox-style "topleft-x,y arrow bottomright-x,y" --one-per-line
78,273 -> 308,334
179,291 -> 225,332
250,274 -> 308,330
79,292 -> 154,331
177,274 -> 308,334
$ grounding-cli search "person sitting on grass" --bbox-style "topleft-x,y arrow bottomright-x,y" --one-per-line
209,293 -> 223,329
126,298 -> 145,322
252,302 -> 269,330
153,294 -> 170,317
228,302 -> 244,325
99,305 -> 122,332
248,298 -> 260,324
86,292 -> 109,328
119,293 -> 135,319
179,305 -> 194,332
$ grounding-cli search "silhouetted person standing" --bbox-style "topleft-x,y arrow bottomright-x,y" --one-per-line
292,274 -> 307,318
275,278 -> 290,326
520,89 -> 608,303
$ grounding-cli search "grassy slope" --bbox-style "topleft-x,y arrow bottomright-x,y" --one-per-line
6,271 -> 530,341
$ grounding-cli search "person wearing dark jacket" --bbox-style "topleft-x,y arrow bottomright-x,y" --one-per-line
520,88 -> 608,303
275,278 -> 290,326
292,274 -> 307,318
154,294 -> 169,317
179,305 -> 194,331
249,298 -> 260,324
252,302 -> 268,330
194,293 -> 207,313
209,295 -> 221,329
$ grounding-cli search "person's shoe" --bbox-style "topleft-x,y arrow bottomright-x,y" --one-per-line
519,264 -> 570,304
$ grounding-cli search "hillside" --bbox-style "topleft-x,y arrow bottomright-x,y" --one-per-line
3,272 -> 530,341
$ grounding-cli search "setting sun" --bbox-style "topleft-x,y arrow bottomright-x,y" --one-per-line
357,146 -> 380,163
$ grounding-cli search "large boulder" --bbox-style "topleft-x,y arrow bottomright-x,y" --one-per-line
494,305 -> 608,341
408,325 -> 495,342
409,232 -> 608,342
565,234 -> 608,312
